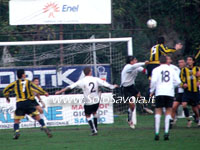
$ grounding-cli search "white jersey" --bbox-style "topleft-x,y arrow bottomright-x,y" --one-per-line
169,64 -> 184,93
68,76 -> 115,105
121,62 -> 145,87
150,64 -> 181,97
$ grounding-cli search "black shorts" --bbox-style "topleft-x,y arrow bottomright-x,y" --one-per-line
31,99 -> 40,107
121,85 -> 139,101
175,93 -> 183,103
84,103 -> 99,115
15,100 -> 39,119
155,96 -> 173,108
146,64 -> 160,79
182,91 -> 199,106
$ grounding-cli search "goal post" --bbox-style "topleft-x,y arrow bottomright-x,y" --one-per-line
0,37 -> 137,128
0,37 -> 133,56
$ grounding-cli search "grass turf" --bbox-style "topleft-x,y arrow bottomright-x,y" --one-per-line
0,115 -> 200,150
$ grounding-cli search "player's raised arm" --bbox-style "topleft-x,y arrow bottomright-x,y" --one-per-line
55,80 -> 82,95
160,42 -> 182,54
126,61 -> 148,73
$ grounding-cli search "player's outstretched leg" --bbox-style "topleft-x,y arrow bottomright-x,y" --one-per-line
34,115 -> 52,138
86,115 -> 97,136
13,119 -> 20,140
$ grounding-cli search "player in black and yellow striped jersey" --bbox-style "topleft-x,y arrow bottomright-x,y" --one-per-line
4,77 -> 47,103
146,37 -> 183,80
3,69 -> 52,139
180,56 -> 200,127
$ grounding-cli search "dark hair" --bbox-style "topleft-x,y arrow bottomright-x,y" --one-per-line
187,56 -> 196,65
32,77 -> 39,82
178,58 -> 185,62
126,56 -> 136,64
157,37 -> 165,44
83,67 -> 91,76
17,69 -> 25,79
160,55 -> 167,64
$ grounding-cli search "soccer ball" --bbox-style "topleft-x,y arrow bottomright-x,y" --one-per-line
147,19 -> 157,28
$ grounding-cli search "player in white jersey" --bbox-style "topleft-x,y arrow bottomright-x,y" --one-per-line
121,56 -> 148,129
150,55 -> 181,141
55,67 -> 118,135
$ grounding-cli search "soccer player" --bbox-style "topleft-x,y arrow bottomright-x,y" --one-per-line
170,58 -> 189,127
146,36 -> 182,80
55,67 -> 118,135
32,78 -> 46,120
121,56 -> 148,129
180,56 -> 200,127
150,55 -> 181,141
3,69 -> 52,139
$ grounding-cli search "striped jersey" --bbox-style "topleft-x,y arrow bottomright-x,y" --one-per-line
3,79 -> 47,102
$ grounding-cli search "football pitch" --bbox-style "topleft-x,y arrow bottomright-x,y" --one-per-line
0,115 -> 199,150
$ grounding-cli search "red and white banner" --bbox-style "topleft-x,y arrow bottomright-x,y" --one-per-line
0,93 -> 114,129
9,0 -> 111,25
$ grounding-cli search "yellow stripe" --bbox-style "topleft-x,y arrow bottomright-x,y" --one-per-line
193,67 -> 197,92
185,69 -> 191,91
17,99 -> 27,102
26,80 -> 31,99
149,61 -> 160,64
15,82 -> 19,100
195,50 -> 200,59
180,68 -> 185,83
150,48 -> 153,61
14,115 -> 25,120
29,110 -> 39,117
155,46 -> 159,61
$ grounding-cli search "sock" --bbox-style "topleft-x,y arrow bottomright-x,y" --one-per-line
93,114 -> 98,130
40,114 -> 45,120
14,123 -> 19,132
128,108 -> 133,122
183,108 -> 190,121
87,116 -> 96,132
38,119 -> 45,127
165,115 -> 171,134
155,114 -> 161,135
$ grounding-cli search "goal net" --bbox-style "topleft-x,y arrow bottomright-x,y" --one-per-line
0,37 -> 136,129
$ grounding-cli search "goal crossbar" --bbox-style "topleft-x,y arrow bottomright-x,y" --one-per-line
0,37 -> 133,56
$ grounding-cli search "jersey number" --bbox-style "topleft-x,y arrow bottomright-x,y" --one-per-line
21,81 -> 26,92
151,46 -> 157,55
161,71 -> 170,82
89,82 -> 96,93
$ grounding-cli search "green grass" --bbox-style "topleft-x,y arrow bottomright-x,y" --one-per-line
0,115 -> 200,150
